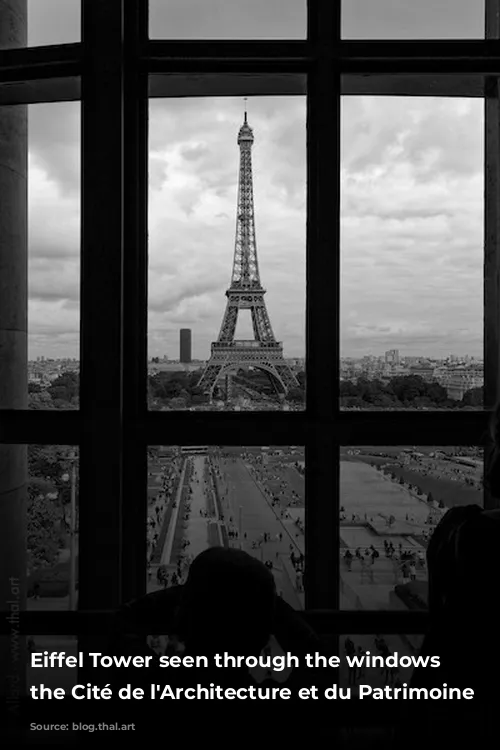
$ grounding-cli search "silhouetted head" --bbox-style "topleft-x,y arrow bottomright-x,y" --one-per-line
177,547 -> 276,655
427,503 -> 500,626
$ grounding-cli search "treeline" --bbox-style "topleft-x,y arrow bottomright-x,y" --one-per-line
148,370 -> 208,409
340,376 -> 483,409
29,370 -> 479,410
148,369 -> 306,407
28,371 -> 79,409
27,445 -> 79,572
28,367 -> 306,410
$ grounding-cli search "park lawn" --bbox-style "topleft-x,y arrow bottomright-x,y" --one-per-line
343,454 -> 482,510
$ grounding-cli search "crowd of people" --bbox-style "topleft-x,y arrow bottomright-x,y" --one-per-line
146,456 -> 183,566
342,542 -> 425,584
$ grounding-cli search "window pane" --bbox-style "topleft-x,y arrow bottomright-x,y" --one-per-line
147,446 -> 305,610
28,0 -> 80,46
341,98 -> 483,410
28,105 -> 80,407
0,103 -> 80,411
342,0 -> 484,39
339,633 -> 424,692
148,97 -> 305,412
149,0 -> 306,39
340,445 -> 483,610
0,444 -> 80,615
26,445 -> 79,612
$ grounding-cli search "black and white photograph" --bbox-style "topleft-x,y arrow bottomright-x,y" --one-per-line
0,0 -> 499,746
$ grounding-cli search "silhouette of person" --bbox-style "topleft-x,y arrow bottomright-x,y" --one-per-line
402,407 -> 500,746
106,547 -> 331,739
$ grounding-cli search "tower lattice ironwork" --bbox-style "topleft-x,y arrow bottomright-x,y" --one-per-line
198,109 -> 299,398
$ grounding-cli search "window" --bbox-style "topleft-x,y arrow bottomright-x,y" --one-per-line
28,0 -> 81,47
147,446 -> 305,608
340,97 -> 484,412
340,445 -> 483,609
0,101 -> 80,412
0,0 -> 497,724
148,96 -> 306,412
341,0 -> 485,39
149,0 -> 307,39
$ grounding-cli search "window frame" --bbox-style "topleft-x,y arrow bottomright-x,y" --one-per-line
0,0 -> 498,640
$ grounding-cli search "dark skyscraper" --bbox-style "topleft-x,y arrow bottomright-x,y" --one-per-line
180,328 -> 192,363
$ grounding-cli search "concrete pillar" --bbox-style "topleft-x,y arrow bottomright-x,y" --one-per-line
0,0 -> 28,706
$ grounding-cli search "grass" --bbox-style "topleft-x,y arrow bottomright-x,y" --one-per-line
344,454 -> 482,509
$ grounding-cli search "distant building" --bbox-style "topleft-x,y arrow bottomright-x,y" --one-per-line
180,329 -> 192,364
409,361 -> 435,383
384,349 -> 400,365
444,364 -> 484,400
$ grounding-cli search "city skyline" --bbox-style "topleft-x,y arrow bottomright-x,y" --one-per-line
23,1 -> 483,361
28,348 -> 484,365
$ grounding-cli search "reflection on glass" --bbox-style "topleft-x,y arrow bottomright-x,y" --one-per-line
146,446 -> 305,610
340,445 -> 483,610
148,97 -> 305,412
341,97 -> 483,410
149,0 -> 306,40
342,0 -> 484,39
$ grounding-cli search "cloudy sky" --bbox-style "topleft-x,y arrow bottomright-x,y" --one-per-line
24,1 -> 484,360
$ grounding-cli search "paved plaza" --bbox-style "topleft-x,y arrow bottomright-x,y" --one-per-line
27,451 -> 428,693
339,460 -> 430,609
215,455 -> 305,609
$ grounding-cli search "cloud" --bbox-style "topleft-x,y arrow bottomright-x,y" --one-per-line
149,0 -> 306,39
28,104 -> 80,197
341,0 -> 484,39
28,0 -> 80,46
22,4 -> 484,361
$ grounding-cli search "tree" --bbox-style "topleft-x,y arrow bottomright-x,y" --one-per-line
28,391 -> 54,410
427,492 -> 435,504
47,371 -> 79,404
461,387 -> 483,408
27,479 -> 64,571
169,396 -> 188,410
287,387 -> 305,403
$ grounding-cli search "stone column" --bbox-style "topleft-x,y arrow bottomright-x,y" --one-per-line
0,0 -> 28,705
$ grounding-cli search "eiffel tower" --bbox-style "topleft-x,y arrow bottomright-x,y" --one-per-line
198,106 -> 299,398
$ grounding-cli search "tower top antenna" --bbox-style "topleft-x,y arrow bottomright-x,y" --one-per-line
244,97 -> 248,123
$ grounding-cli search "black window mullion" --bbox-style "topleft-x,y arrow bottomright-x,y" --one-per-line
79,0 -> 124,610
484,0 -> 500,509
122,0 -> 149,603
305,0 -> 340,610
